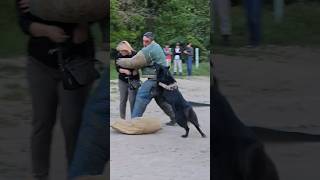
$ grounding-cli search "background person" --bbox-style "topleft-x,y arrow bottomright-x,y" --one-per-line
183,42 -> 194,77
244,0 -> 262,47
163,44 -> 172,67
214,0 -> 232,46
173,43 -> 182,76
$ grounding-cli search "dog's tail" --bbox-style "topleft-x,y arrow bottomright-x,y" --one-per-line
251,126 -> 320,142
189,101 -> 210,107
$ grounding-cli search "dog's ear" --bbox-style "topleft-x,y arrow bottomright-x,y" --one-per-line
158,66 -> 163,73
154,63 -> 159,69
154,64 -> 162,74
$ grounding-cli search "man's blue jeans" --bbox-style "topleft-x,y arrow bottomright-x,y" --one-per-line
244,0 -> 262,46
68,69 -> 109,179
131,79 -> 157,118
187,56 -> 193,76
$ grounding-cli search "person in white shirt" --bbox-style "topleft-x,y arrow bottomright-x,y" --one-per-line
173,43 -> 183,76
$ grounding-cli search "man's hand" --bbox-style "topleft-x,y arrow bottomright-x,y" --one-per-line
119,68 -> 131,75
29,23 -> 69,43
18,0 -> 30,13
46,26 -> 70,43
132,70 -> 138,76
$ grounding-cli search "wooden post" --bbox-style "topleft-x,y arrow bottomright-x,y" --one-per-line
274,0 -> 284,23
195,48 -> 199,68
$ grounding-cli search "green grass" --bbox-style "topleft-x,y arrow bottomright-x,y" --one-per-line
110,62 -> 210,80
110,62 -> 118,80
0,1 -> 28,57
213,2 -> 320,53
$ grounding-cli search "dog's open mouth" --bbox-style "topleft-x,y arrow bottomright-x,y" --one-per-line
158,82 -> 178,91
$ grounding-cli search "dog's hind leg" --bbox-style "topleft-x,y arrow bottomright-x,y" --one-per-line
182,127 -> 190,138
194,124 -> 206,138
176,119 -> 190,138
185,107 -> 206,137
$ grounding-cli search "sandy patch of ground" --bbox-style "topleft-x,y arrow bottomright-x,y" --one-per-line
110,77 -> 211,180
0,53 -> 210,180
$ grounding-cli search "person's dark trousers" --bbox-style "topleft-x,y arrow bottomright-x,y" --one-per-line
27,58 -> 91,179
186,56 -> 193,76
118,79 -> 137,119
68,69 -> 109,179
244,0 -> 262,46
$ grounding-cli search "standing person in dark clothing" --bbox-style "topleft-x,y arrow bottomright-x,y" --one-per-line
214,0 -> 232,46
244,0 -> 262,47
183,42 -> 194,77
17,0 -> 97,179
115,41 -> 139,119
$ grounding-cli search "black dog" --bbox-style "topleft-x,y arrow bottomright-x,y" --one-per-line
154,64 -> 206,138
212,74 -> 279,180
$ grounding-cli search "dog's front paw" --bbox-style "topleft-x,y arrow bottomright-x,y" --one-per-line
181,134 -> 188,138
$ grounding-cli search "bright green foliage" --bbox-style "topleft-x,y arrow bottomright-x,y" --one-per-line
111,0 -> 210,62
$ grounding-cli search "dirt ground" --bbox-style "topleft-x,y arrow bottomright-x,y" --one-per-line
214,45 -> 320,180
5,44 -> 320,179
110,76 -> 211,180
0,52 -> 210,180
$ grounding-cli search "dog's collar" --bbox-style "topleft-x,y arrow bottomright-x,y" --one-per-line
158,82 -> 178,91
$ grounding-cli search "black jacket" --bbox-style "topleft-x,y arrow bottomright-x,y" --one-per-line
115,51 -> 140,83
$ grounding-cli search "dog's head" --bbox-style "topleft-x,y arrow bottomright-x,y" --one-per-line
154,63 -> 176,85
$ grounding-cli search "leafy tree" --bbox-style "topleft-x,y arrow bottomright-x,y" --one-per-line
111,0 -> 210,62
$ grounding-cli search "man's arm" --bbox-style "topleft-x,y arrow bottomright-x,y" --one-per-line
116,51 -> 149,69
183,50 -> 190,55
16,0 -> 70,43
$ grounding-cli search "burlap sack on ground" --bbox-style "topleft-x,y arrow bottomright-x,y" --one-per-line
111,117 -> 161,135
30,0 -> 108,23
